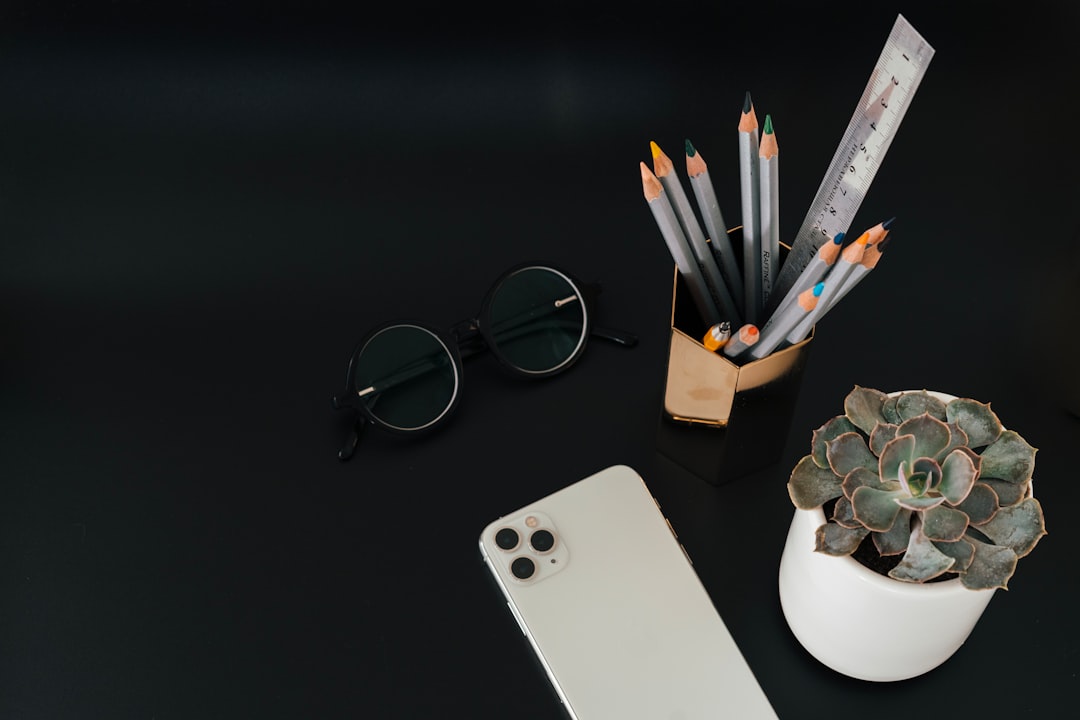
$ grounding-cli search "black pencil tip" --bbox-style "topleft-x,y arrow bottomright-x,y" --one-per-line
743,90 -> 752,113
882,216 -> 896,229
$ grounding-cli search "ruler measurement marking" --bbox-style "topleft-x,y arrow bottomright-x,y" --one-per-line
769,14 -> 934,310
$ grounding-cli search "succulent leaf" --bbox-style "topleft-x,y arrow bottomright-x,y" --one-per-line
811,415 -> 859,469
872,508 -> 913,556
975,498 -> 1047,558
979,430 -> 1037,484
832,495 -> 862,529
851,485 -> 905,532
932,537 -> 975,572
912,457 -> 943,492
788,455 -> 844,509
939,448 -> 978,504
882,395 -> 901,424
961,536 -> 1019,590
898,413 -> 952,461
827,432 -> 878,477
946,398 -> 1003,448
954,482 -> 1000,524
888,518 -> 955,582
982,478 -> 1028,507
814,521 -> 868,556
936,423 -> 971,461
844,386 -> 889,435
895,391 -> 947,422
895,494 -> 946,511
921,504 -> 969,542
897,461 -> 925,496
841,466 -> 889,499
879,434 -> 916,482
869,422 -> 899,457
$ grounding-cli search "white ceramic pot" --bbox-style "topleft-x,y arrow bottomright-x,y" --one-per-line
777,391 -> 998,682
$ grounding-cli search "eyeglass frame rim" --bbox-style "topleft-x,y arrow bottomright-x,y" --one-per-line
334,261 -> 601,445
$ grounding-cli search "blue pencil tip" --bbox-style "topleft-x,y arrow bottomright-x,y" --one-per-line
833,232 -> 845,244
813,282 -> 825,296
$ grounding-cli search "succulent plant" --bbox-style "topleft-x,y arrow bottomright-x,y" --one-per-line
788,386 -> 1047,590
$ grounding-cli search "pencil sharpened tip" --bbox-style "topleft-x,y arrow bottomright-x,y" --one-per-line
743,90 -> 752,113
763,114 -> 773,134
649,140 -> 661,159
882,216 -> 896,230
685,138 -> 696,157
833,232 -> 845,244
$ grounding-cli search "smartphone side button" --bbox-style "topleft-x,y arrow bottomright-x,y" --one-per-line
507,602 -> 528,636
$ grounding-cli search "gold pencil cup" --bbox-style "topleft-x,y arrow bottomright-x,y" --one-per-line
656,242 -> 814,485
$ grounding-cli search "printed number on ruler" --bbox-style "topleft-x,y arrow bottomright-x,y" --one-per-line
772,14 -> 935,304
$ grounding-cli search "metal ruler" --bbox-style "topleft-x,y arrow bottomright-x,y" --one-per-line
769,14 -> 935,309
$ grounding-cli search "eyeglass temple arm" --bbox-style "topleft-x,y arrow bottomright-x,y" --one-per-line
592,326 -> 638,347
582,281 -> 638,347
331,394 -> 367,462
475,282 -> 638,349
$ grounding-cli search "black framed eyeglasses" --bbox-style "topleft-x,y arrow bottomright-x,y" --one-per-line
332,263 -> 638,461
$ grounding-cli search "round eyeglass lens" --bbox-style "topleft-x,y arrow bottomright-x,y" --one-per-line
352,324 -> 458,431
487,267 -> 587,374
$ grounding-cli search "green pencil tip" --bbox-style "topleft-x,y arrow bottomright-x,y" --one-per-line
763,115 -> 773,134
685,138 -> 696,156
743,91 -> 752,113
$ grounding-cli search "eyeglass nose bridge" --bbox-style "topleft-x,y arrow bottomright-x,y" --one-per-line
451,317 -> 489,358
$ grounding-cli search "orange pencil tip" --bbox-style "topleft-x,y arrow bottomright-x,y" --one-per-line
649,140 -> 661,159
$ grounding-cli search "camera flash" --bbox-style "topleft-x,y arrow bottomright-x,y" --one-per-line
525,516 -> 539,528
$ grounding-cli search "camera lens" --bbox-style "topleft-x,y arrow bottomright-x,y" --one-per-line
495,527 -> 520,551
511,557 -> 536,580
530,529 -> 555,552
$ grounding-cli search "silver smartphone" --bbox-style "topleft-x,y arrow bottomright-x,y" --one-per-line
479,464 -> 778,719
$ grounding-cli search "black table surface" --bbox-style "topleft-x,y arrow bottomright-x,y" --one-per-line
2,3 -> 1077,717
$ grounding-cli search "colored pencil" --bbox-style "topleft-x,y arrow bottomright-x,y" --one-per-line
640,161 -> 721,326
766,231 -> 845,322
745,282 -> 824,360
685,138 -> 744,313
821,229 -> 894,314
651,141 -> 742,326
758,114 -> 780,310
722,323 -> 760,359
784,230 -> 871,345
739,91 -> 762,324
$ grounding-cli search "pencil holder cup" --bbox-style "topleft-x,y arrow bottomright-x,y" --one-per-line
656,242 -> 813,485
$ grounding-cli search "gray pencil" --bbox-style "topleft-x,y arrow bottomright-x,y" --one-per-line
722,323 -> 760,359
784,236 -> 870,345
651,141 -> 742,326
767,232 -> 845,322
641,161 -> 721,326
745,282 -> 824,360
822,234 -> 892,314
758,114 -> 780,310
685,138 -> 744,314
739,92 -> 762,324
